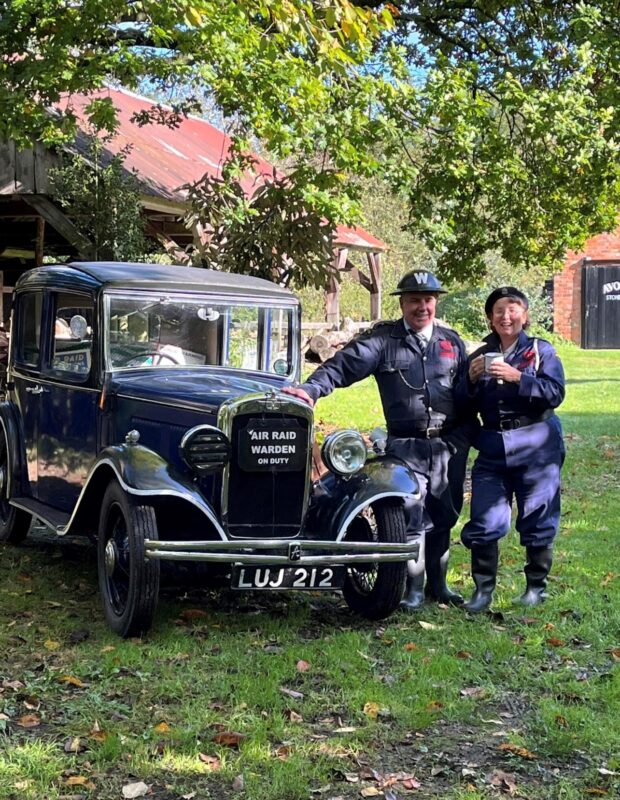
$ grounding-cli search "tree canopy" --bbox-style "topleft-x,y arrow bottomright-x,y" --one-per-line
2,1 -> 620,282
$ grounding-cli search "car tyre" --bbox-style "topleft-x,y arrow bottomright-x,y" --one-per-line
97,480 -> 160,637
342,499 -> 407,621
0,431 -> 31,543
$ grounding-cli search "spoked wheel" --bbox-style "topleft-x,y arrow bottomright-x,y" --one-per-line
97,480 -> 160,637
0,432 -> 31,543
342,499 -> 407,620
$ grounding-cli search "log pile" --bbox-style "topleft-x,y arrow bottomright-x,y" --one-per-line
303,330 -> 354,362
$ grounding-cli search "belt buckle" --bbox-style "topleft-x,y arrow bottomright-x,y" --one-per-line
500,419 -> 519,431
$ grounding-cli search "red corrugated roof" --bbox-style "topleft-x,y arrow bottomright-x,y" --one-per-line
57,87 -> 386,251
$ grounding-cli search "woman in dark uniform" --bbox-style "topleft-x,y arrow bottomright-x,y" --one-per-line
458,287 -> 566,613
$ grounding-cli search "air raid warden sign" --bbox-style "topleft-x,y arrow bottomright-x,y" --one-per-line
239,418 -> 305,472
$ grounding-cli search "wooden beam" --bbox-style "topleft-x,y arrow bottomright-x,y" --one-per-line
144,222 -> 191,265
35,217 -> 45,267
22,195 -> 95,258
367,252 -> 382,320
325,252 -> 343,327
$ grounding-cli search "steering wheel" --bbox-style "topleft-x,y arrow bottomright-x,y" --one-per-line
118,350 -> 181,367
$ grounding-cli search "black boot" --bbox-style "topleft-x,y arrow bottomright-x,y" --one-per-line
517,546 -> 553,606
400,536 -> 425,612
425,529 -> 464,605
464,542 -> 499,613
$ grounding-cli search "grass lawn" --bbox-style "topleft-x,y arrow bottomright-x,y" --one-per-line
1,345 -> 619,800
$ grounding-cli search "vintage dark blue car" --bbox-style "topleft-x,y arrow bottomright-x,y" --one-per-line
0,262 -> 420,636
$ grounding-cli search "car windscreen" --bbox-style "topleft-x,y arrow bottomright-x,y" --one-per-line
104,293 -> 296,376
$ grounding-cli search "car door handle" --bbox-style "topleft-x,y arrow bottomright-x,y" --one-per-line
26,385 -> 49,394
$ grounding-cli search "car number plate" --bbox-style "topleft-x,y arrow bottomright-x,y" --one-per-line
238,418 -> 306,472
231,565 -> 345,590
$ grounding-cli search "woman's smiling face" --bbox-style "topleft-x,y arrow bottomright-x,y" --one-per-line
489,297 -> 529,342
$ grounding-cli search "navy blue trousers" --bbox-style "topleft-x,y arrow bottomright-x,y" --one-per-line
461,418 -> 565,549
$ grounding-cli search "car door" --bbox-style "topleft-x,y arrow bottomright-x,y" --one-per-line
36,291 -> 98,511
10,290 -> 46,498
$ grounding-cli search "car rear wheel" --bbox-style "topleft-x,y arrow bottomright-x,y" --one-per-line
97,480 -> 160,637
342,499 -> 407,621
0,432 -> 31,543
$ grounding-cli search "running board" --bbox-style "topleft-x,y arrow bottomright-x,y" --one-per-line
10,498 -> 70,534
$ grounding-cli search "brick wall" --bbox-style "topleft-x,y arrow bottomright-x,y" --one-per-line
553,230 -> 620,344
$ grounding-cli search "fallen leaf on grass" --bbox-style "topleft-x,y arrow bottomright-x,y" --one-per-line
179,609 -> 208,621
64,736 -> 87,753
198,754 -> 221,771
285,709 -> 303,723
153,722 -> 171,734
460,687 -> 486,699
456,651 -> 472,659
402,777 -> 421,790
490,770 -> 518,795
212,731 -> 245,748
600,573 -> 615,587
555,714 -> 569,728
498,743 -> 537,760
585,789 -> 608,796
363,702 -> 380,720
608,648 -> 620,661
343,773 -> 359,783
23,696 -> 40,711
598,768 -> 618,776
544,622 -> 555,630
59,675 -> 86,688
44,639 -> 61,651
296,659 -> 311,672
14,779 -> 34,789
418,621 -> 441,631
122,781 -> 150,798
101,645 -> 116,653
546,637 -> 566,648
16,714 -> 41,728
426,700 -> 444,711
360,787 -> 382,797
2,680 -> 24,691
273,745 -> 290,760
66,776 -> 96,790
232,774 -> 244,791
280,686 -> 304,700
403,642 -> 418,651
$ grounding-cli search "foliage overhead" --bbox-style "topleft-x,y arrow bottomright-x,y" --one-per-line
48,136 -> 149,262
3,1 -> 620,281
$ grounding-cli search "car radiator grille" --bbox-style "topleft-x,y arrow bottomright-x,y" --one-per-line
226,413 -> 309,538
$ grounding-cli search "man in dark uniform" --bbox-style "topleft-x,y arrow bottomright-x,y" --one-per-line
284,269 -> 477,609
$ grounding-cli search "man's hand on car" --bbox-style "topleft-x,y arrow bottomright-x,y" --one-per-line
281,386 -> 314,407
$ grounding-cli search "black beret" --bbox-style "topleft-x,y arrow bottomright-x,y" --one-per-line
484,286 -> 529,316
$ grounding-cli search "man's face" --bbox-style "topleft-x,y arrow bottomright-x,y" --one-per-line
399,293 -> 438,331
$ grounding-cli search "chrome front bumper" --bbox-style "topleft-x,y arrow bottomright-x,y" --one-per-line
144,538 -> 418,566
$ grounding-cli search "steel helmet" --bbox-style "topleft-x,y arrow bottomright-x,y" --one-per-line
390,269 -> 447,295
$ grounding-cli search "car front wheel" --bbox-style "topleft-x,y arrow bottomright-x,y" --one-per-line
0,431 -> 31,543
97,480 -> 160,637
342,499 -> 407,621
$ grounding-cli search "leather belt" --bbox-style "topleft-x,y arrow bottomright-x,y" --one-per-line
388,425 -> 451,439
484,409 -> 553,431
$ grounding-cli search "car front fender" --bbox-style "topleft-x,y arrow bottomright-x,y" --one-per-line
65,444 -> 227,540
0,400 -> 30,498
304,458 -> 421,542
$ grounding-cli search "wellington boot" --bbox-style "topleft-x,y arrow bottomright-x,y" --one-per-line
517,546 -> 553,606
400,536 -> 425,612
424,529 -> 464,605
464,542 -> 499,614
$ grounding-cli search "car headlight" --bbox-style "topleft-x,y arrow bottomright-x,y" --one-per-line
321,430 -> 367,476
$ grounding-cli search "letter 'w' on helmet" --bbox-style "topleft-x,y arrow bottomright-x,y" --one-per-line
390,270 -> 447,295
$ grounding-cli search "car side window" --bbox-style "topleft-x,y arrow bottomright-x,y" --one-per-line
14,291 -> 44,368
50,293 -> 95,379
